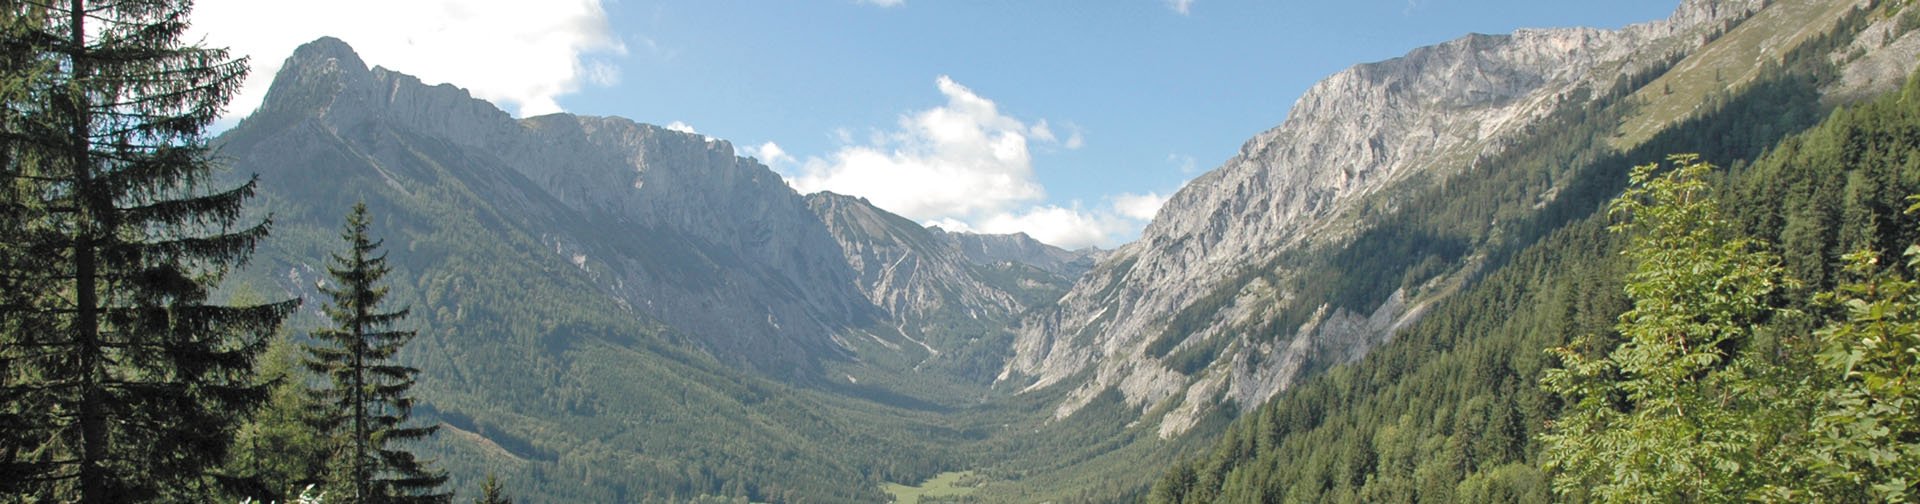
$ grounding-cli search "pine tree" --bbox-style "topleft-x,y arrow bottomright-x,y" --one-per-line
474,472 -> 513,504
1,0 -> 295,501
305,202 -> 449,504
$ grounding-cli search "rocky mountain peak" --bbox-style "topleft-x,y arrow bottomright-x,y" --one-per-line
255,37 -> 517,151
257,36 -> 370,118
285,36 -> 366,74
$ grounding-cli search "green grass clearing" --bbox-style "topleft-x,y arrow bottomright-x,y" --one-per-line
882,471 -> 978,504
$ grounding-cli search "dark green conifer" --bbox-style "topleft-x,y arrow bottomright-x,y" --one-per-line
305,202 -> 449,504
0,0 -> 293,501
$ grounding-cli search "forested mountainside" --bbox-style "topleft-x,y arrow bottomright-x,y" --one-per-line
1150,3 -> 1920,503
1003,0 -> 1791,437
949,1 -> 1920,500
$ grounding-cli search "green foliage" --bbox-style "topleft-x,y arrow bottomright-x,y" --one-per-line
1775,208 -> 1920,501
1539,155 -> 1791,502
1,1 -> 296,501
304,203 -> 449,503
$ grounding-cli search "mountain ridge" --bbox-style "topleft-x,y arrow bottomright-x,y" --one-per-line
240,37 -> 1100,382
1000,0 -> 1805,433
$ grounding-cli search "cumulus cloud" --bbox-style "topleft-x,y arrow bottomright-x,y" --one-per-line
789,75 -> 1048,221
784,76 -> 1167,249
754,141 -> 795,167
980,205 -> 1137,250
665,121 -> 699,134
1165,0 -> 1196,15
189,0 -> 626,120
1112,192 -> 1169,221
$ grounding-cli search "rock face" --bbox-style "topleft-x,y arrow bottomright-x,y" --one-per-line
807,192 -> 1092,381
1002,0 -> 1777,432
238,37 -> 1081,381
1826,5 -> 1920,103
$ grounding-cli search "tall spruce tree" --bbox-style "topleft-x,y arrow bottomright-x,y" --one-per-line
305,202 -> 449,504
0,0 -> 294,501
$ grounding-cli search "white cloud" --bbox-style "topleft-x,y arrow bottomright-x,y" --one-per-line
974,205 -> 1136,250
189,0 -> 627,119
789,75 -> 1049,221
665,121 -> 699,134
783,75 -> 1162,249
754,141 -> 795,166
1112,192 -> 1168,221
858,0 -> 905,6
1165,0 -> 1196,15
1031,119 -> 1057,143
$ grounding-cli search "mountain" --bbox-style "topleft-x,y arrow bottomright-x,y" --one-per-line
1009,0 -> 1918,499
998,0 -> 1884,439
242,36 -> 1093,386
217,37 -> 1084,501
805,192 -> 1093,382
1150,2 -> 1920,500
247,36 -> 911,379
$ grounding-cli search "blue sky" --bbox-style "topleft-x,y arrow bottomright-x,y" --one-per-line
192,0 -> 1680,248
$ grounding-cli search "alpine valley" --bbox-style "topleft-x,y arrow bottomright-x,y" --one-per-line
206,0 -> 1920,501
